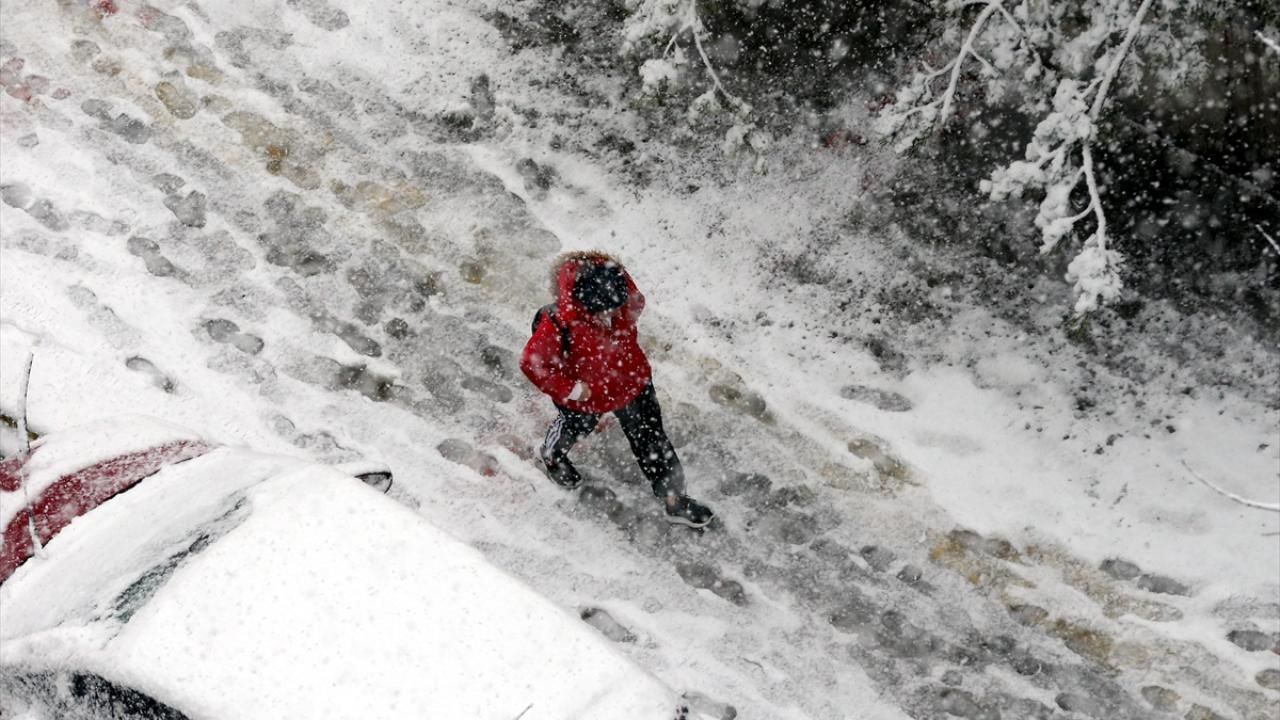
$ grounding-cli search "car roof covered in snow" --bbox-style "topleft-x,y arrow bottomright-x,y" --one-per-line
0,434 -> 678,719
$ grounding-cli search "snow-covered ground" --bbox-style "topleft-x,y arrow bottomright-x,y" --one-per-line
1,1 -> 1277,719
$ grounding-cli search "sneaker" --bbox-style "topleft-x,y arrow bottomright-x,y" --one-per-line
664,495 -> 714,528
540,449 -> 582,490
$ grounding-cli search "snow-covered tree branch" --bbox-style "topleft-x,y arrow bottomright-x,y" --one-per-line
622,0 -> 768,169
1258,31 -> 1280,57
878,0 -> 1170,314
627,0 -> 746,111
1181,461 -> 1280,513
1260,225 -> 1280,257
874,0 -> 1026,153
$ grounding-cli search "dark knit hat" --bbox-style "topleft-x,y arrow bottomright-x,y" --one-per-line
573,263 -> 629,313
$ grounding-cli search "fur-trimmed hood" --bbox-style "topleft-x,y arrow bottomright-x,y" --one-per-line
548,250 -> 623,298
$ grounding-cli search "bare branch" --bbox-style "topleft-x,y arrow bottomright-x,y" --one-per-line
921,57 -> 959,99
1258,31 -> 1280,57
1080,142 -> 1106,245
1257,224 -> 1280,256
995,3 -> 1024,34
663,31 -> 679,57
1181,460 -> 1280,513
939,0 -> 1005,125
17,350 -> 45,556
16,351 -> 33,455
968,47 -> 998,77
1063,203 -> 1094,226
1090,0 -> 1155,119
659,0 -> 748,113
686,2 -> 746,112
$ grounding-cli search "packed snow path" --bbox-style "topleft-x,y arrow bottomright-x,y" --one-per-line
1,3 -> 1276,719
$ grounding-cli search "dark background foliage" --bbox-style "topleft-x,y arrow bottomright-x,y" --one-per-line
494,0 -> 1280,334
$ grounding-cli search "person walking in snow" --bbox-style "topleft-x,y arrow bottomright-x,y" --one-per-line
521,251 -> 714,529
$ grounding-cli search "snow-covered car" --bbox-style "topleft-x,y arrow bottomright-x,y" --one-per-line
0,416 -> 683,719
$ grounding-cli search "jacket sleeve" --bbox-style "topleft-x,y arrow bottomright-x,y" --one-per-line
521,317 -> 577,404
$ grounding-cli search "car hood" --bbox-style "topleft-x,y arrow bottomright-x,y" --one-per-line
1,450 -> 678,719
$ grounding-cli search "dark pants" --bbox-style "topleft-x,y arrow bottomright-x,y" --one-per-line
540,383 -> 685,499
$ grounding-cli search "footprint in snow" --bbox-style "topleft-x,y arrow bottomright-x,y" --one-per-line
839,384 -> 913,412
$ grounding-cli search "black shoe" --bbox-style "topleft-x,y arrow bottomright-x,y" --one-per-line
540,449 -> 582,490
665,496 -> 713,528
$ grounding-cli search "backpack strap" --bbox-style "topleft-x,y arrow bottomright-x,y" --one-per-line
533,303 -> 571,358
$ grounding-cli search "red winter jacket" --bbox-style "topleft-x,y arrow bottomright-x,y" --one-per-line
521,254 -> 652,414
